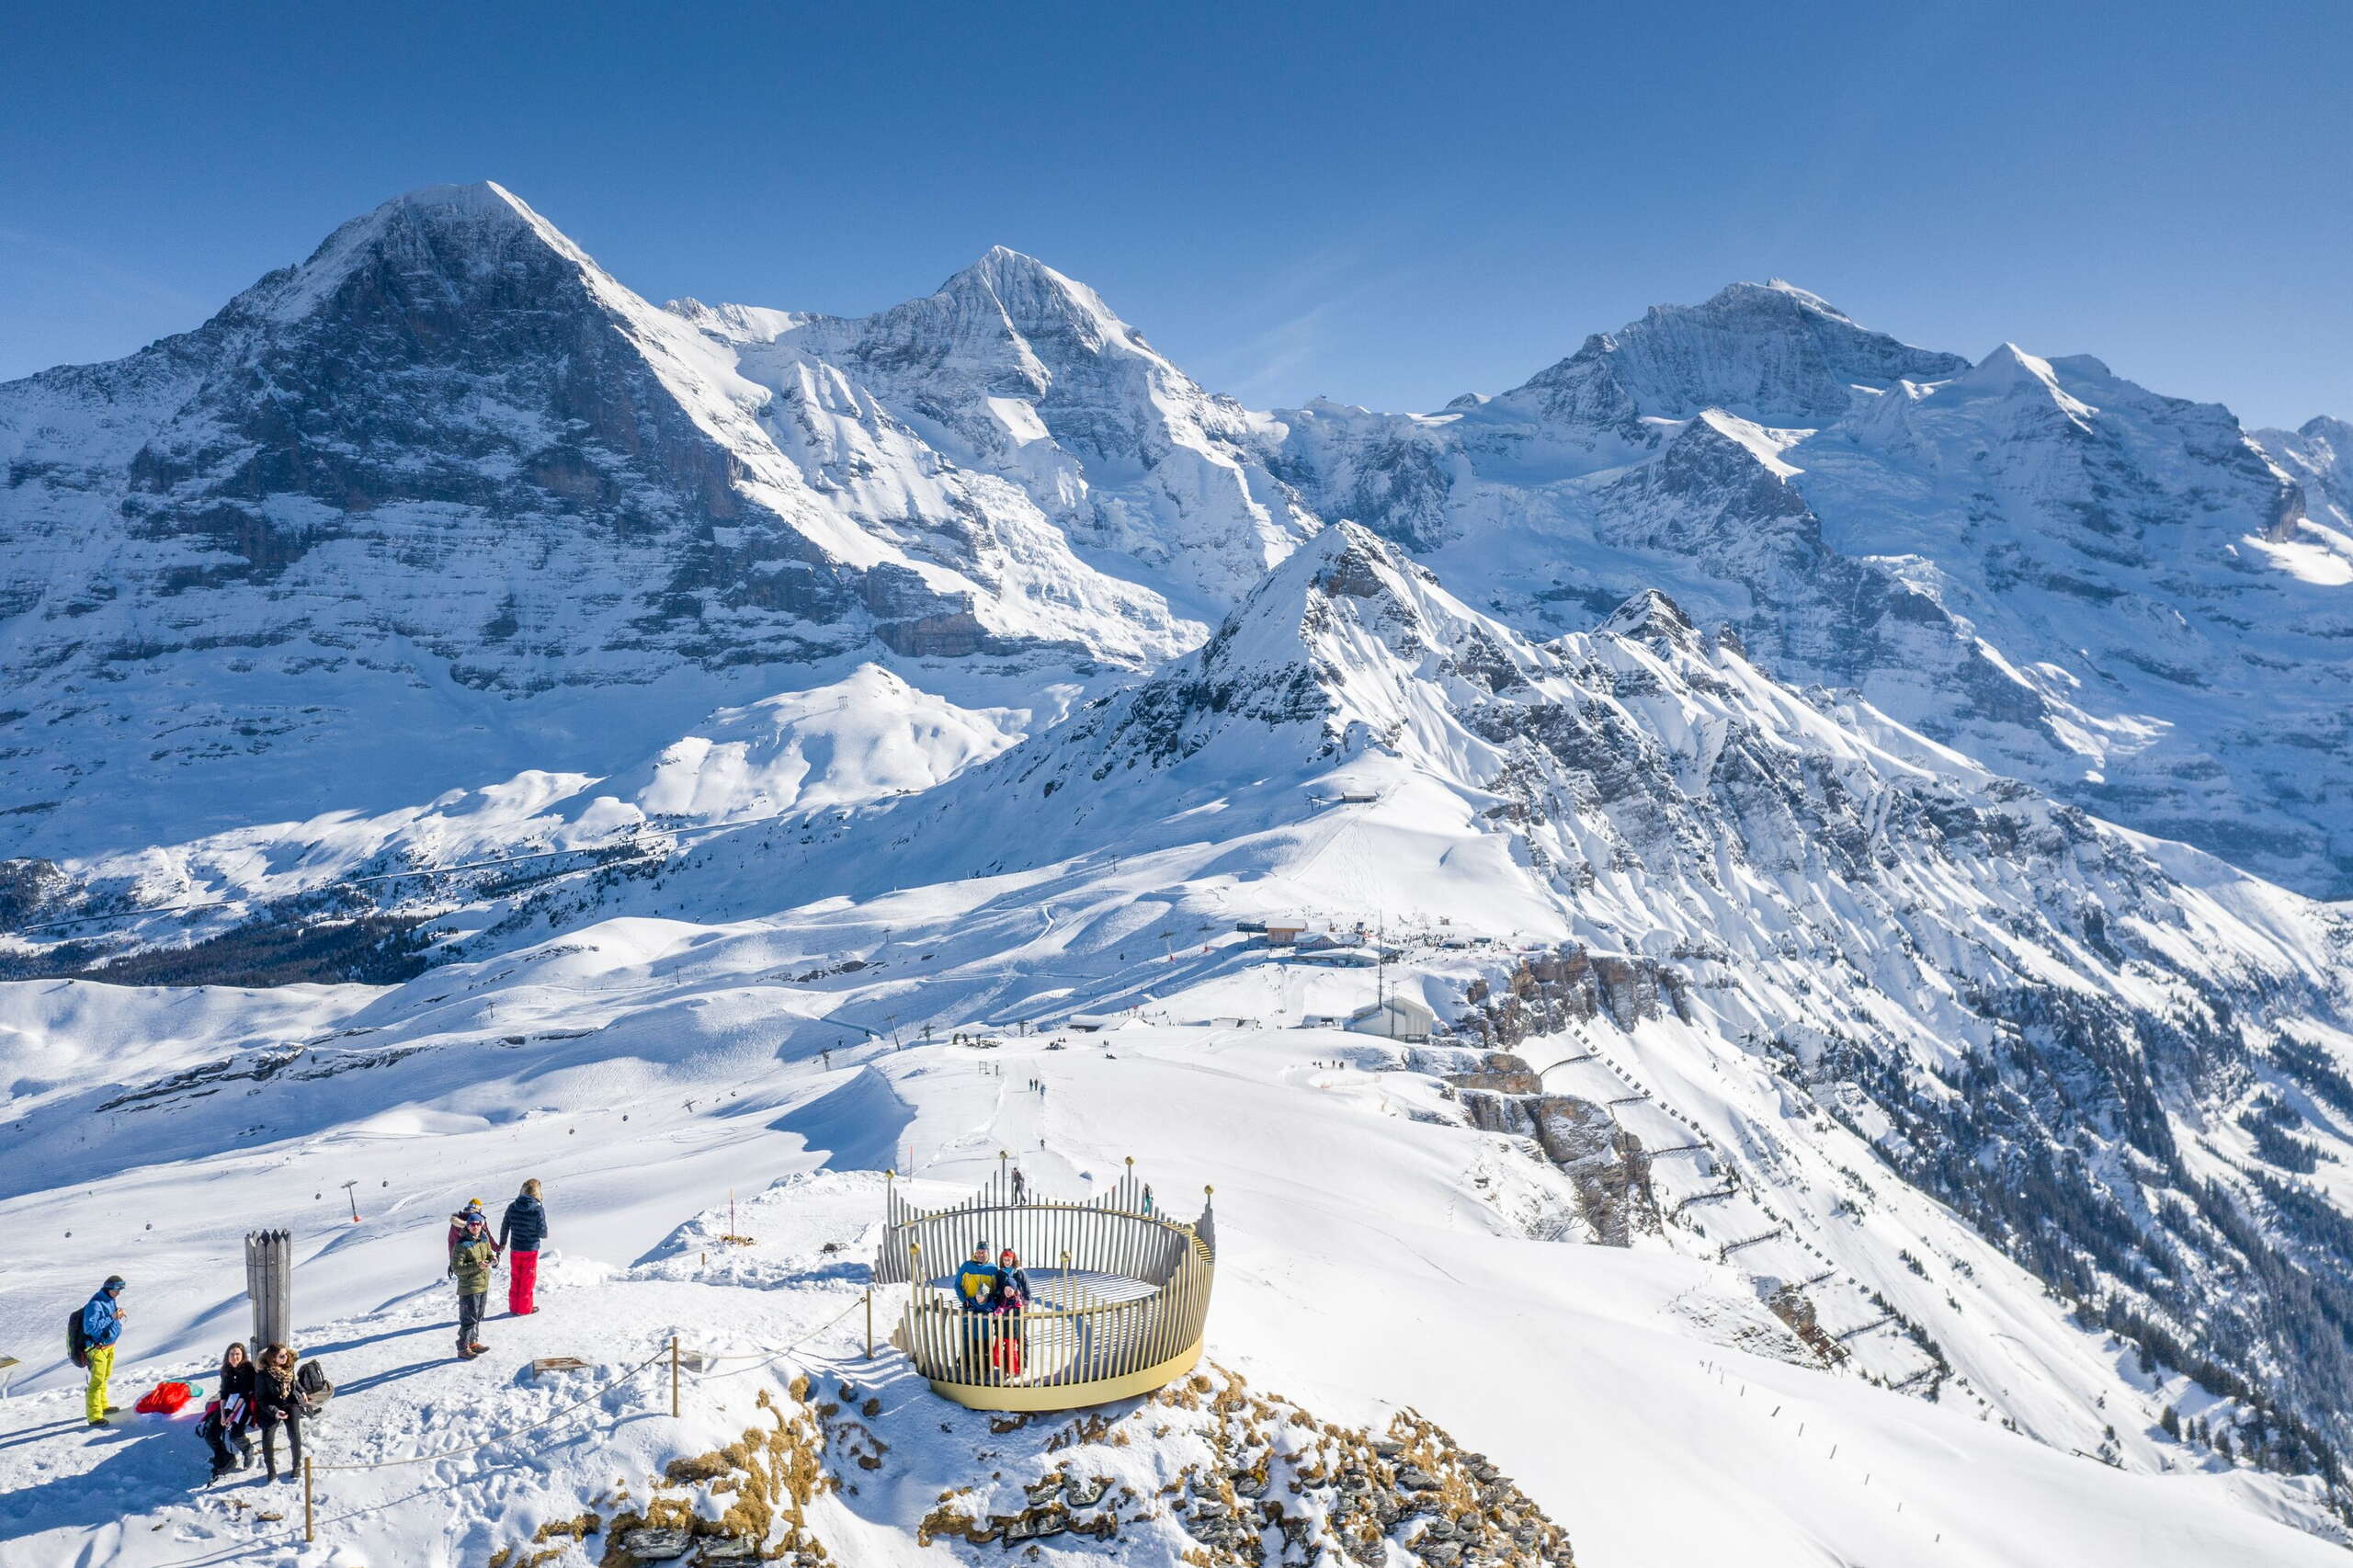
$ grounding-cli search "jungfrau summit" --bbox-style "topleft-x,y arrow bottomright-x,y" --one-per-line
4,183 -> 2353,1567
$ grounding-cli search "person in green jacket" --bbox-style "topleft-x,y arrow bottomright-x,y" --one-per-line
449,1210 -> 497,1360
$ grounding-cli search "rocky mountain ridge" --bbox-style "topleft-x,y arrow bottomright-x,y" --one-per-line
6,184 -> 2350,901
1256,286 -> 2353,898
695,521 -> 2353,1487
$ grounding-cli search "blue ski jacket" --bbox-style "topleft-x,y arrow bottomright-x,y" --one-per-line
81,1290 -> 123,1348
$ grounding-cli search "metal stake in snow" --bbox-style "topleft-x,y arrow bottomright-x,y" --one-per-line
718,1187 -> 756,1247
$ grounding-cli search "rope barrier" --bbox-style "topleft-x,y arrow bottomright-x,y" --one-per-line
307,1291 -> 870,1474
186,1295 -> 879,1555
308,1341 -> 676,1472
686,1294 -> 871,1381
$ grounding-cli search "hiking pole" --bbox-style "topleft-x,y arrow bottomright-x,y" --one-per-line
302,1455 -> 314,1542
670,1336 -> 681,1418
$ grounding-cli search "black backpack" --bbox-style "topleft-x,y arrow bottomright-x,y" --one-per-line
65,1307 -> 88,1369
297,1358 -> 334,1413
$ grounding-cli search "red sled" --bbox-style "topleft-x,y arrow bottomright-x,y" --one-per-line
991,1335 -> 1023,1377
135,1381 -> 195,1415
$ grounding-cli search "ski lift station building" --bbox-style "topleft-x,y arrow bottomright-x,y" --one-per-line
1347,994 -> 1436,1041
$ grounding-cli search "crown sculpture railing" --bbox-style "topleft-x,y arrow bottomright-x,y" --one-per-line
874,1156 -> 1216,1411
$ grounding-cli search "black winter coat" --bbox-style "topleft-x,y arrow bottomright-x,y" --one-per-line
500,1194 -> 549,1252
254,1367 -> 304,1426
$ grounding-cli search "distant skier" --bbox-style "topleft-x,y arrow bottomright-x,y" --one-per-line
77,1275 -> 127,1426
252,1343 -> 306,1482
499,1179 -> 549,1317
1011,1166 -> 1028,1203
449,1210 -> 497,1359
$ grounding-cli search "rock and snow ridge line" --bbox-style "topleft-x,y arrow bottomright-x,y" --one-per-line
15,511 -> 2353,1513
1251,278 -> 2353,899
6,177 -> 2353,901
4,182 -> 2353,1558
322,518 -> 2353,1521
0,182 -> 1202,861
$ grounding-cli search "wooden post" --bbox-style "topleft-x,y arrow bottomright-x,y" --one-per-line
302,1455 -> 314,1542
670,1335 -> 681,1418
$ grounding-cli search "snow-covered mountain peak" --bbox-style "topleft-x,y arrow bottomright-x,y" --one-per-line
784,244 -> 1153,410
1503,279 -> 1973,428
1178,520 -> 1461,702
1704,277 -> 1855,322
0,184 -> 1226,856
383,177 -> 538,221
1946,340 -> 2098,419
713,246 -> 1320,606
1594,585 -> 1702,649
234,178 -> 590,325
1757,276 -> 1848,313
939,244 -> 1133,346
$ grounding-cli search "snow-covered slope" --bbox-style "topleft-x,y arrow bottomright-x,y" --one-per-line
0,665 -> 1046,976
0,185 -> 1199,861
8,191 -> 2353,1564
326,524 -> 2353,1503
1263,285 -> 2353,898
3,988 -> 2347,1566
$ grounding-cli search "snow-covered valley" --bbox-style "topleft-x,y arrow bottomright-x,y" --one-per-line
5,182 -> 2353,1566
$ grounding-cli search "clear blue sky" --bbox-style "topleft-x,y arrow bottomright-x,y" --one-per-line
5,1 -> 2348,427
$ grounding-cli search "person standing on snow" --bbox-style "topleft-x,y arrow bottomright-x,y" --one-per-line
499,1178 -> 549,1316
80,1275 -> 127,1426
449,1210 -> 497,1359
446,1197 -> 488,1256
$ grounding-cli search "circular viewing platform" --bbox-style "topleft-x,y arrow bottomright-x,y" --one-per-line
873,1161 -> 1216,1411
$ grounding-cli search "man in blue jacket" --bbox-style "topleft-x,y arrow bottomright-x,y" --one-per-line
955,1242 -> 1002,1375
81,1276 -> 126,1426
